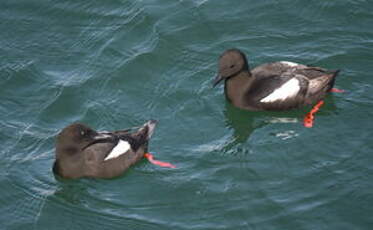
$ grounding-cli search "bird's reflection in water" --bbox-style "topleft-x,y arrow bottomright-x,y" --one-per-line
51,176 -> 103,206
223,101 -> 258,146
52,180 -> 88,204
223,96 -> 338,149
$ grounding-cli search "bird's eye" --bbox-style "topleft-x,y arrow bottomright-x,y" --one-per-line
230,65 -> 235,68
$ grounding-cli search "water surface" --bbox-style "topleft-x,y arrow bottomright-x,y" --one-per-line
1,0 -> 373,229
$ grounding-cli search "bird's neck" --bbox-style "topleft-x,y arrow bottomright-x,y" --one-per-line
225,71 -> 253,108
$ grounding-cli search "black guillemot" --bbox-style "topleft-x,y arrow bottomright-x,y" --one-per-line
53,120 -> 157,179
213,49 -> 340,111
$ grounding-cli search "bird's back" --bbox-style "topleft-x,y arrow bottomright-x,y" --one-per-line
246,62 -> 339,110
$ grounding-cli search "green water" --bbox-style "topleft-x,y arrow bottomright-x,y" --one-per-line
1,0 -> 373,229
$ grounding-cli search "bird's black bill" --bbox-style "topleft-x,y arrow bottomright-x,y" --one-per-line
212,75 -> 224,87
145,120 -> 157,139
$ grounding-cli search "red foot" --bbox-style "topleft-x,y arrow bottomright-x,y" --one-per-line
144,153 -> 176,168
303,100 -> 324,128
330,88 -> 345,93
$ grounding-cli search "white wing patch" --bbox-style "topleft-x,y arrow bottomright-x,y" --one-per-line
280,61 -> 299,67
104,140 -> 131,161
260,78 -> 300,103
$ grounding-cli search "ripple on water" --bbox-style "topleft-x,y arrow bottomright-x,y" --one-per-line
1,0 -> 373,229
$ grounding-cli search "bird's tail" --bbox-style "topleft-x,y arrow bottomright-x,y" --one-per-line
328,69 -> 340,90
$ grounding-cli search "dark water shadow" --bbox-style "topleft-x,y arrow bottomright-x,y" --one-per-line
51,177 -> 93,205
223,101 -> 259,145
223,95 -> 338,146
50,170 -> 135,205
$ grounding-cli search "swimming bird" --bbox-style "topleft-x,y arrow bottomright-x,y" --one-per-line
53,120 -> 157,179
213,49 -> 340,112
